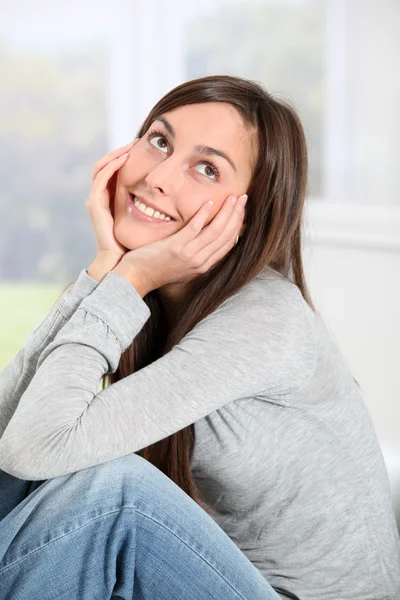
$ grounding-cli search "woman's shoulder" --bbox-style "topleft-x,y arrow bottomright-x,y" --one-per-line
236,266 -> 311,315
207,266 -> 316,350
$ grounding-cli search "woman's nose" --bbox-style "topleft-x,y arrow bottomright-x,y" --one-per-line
144,156 -> 183,195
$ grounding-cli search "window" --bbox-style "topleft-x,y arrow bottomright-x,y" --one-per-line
113,0 -> 400,250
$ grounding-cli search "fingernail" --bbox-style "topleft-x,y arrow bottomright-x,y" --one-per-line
231,196 -> 237,206
205,200 -> 214,211
126,142 -> 134,147
120,152 -> 128,159
240,194 -> 248,206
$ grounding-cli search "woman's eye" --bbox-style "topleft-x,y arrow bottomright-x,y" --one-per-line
195,163 -> 218,180
149,134 -> 168,153
149,132 -> 219,180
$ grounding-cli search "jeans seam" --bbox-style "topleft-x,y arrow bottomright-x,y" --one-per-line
0,506 -> 246,599
136,508 -> 245,599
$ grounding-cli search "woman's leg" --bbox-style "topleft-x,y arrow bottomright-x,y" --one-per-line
0,469 -> 45,521
0,454 -> 281,600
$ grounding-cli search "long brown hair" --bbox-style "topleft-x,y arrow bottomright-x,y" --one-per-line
57,75 -> 326,511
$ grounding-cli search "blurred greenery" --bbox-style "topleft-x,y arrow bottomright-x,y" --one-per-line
0,282 -> 64,367
0,2 -> 324,284
0,1 -> 325,365
0,39 -> 109,284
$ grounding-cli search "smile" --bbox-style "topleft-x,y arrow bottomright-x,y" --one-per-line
128,194 -> 176,224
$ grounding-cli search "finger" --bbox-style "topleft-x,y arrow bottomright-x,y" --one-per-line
91,145 -> 132,181
185,193 -> 245,255
168,200 -> 214,252
91,138 -> 139,181
199,228 -> 241,272
87,154 -> 129,209
94,138 -> 139,172
91,153 -> 129,192
192,201 -> 244,266
204,194 -> 246,239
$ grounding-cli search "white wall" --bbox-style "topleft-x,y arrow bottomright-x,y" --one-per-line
304,202 -> 400,517
304,241 -> 399,450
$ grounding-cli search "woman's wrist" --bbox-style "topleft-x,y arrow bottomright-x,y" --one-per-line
87,252 -> 124,282
111,261 -> 151,298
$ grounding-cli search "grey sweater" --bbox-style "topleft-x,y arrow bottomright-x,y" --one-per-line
0,266 -> 399,599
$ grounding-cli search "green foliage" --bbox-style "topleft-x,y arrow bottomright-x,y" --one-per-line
0,2 -> 324,289
0,40 -> 108,283
0,282 -> 64,367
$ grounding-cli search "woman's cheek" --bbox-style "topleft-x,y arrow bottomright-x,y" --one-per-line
121,151 -> 153,183
139,151 -> 164,175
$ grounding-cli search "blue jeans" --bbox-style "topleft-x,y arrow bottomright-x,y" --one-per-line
0,453 -> 281,599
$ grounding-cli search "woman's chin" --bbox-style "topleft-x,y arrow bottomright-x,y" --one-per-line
114,222 -> 141,250
115,234 -> 148,253
115,219 -> 169,249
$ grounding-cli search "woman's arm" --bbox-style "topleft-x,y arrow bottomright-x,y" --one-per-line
0,269 -> 315,480
0,267 -> 100,440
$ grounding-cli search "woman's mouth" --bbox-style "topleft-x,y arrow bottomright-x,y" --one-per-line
127,193 -> 176,224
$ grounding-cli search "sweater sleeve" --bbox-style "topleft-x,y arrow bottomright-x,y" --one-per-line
0,270 -> 315,480
0,269 -> 99,439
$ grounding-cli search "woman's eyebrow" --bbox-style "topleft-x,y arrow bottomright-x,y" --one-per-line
154,117 -> 237,173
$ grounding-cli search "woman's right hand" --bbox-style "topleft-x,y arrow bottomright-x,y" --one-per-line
85,139 -> 140,264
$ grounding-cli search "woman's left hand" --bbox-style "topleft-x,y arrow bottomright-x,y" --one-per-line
114,193 -> 247,295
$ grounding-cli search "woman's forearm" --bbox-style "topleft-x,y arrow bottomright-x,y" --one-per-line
87,252 -> 124,282
0,268 -> 99,440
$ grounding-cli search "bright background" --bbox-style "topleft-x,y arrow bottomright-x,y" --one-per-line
0,0 -> 399,521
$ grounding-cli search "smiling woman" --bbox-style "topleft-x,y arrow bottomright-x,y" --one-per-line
113,101 -> 253,236
112,98 -> 254,310
0,74 -> 399,600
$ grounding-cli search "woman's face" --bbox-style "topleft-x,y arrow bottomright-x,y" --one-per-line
113,101 -> 255,249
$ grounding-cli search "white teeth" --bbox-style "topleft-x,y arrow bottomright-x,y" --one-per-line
132,197 -> 172,221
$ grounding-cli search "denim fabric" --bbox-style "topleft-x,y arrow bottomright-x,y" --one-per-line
0,453 -> 281,599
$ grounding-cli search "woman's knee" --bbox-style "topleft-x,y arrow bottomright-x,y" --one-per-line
77,452 -> 161,492
45,452 -> 164,510
1,453 -> 161,535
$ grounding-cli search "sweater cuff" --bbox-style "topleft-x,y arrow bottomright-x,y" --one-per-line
77,270 -> 151,349
60,268 -> 100,318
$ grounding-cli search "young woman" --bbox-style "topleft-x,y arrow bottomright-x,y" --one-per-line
0,75 -> 399,600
